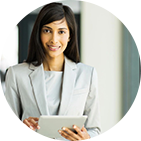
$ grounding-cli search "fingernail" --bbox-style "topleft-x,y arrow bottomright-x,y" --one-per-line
37,126 -> 40,129
30,126 -> 33,129
62,127 -> 66,130
58,130 -> 61,133
73,125 -> 76,128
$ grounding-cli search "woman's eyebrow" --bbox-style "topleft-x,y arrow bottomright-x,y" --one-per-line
42,26 -> 52,29
42,26 -> 68,30
58,28 -> 68,30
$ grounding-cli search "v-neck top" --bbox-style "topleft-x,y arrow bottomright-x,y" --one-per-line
44,71 -> 63,115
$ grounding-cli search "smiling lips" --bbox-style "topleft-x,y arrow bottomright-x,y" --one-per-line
47,45 -> 61,51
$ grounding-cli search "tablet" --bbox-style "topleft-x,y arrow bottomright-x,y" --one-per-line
37,115 -> 87,139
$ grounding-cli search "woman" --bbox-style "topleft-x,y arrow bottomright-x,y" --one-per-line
5,2 -> 101,140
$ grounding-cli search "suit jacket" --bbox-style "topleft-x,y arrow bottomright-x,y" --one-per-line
5,57 -> 101,131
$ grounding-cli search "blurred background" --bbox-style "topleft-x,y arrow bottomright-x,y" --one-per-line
0,0 -> 140,134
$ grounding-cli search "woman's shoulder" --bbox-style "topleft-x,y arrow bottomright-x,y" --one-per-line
5,63 -> 31,80
7,62 -> 30,73
9,62 -> 29,69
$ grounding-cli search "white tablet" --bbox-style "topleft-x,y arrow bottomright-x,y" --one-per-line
37,115 -> 87,139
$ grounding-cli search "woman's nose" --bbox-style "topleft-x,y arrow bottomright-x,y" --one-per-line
50,33 -> 58,44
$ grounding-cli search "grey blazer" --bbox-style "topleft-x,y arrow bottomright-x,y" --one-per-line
5,57 -> 101,131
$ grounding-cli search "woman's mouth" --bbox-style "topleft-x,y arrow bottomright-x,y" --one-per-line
47,45 -> 61,51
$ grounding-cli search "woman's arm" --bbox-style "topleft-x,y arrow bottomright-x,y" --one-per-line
2,67 -> 40,141
1,67 -> 22,141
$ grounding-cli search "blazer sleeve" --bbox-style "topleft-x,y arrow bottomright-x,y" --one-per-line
84,67 -> 101,132
1,67 -> 28,141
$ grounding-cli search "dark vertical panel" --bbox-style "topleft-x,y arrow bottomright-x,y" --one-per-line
123,0 -> 139,141
75,14 -> 81,58
0,14 -> 37,63
17,14 -> 37,63
18,23 -> 28,63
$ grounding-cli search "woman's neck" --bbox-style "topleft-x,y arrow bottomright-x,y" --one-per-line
43,55 -> 65,71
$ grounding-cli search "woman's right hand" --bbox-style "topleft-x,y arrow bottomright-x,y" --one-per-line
23,117 -> 40,131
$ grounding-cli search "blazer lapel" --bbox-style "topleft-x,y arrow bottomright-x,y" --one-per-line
58,57 -> 77,115
29,63 -> 49,115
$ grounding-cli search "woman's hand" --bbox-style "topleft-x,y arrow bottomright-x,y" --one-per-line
58,125 -> 90,141
23,117 -> 40,131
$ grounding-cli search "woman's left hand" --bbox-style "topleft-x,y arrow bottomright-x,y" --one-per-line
58,125 -> 90,141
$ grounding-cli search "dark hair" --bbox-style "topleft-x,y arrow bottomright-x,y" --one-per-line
26,2 -> 80,66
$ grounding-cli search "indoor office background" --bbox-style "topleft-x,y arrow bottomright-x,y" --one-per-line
0,0 -> 140,134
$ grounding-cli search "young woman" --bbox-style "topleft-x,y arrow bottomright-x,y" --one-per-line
5,2 -> 101,140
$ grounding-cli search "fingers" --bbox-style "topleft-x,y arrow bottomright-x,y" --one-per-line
73,125 -> 90,139
73,125 -> 83,138
81,125 -> 87,132
59,127 -> 81,140
59,125 -> 90,140
27,118 -> 40,129
58,130 -> 77,141
23,119 -> 33,130
28,117 -> 39,121
23,117 -> 40,130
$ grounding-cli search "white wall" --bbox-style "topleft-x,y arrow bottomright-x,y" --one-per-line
81,1 -> 123,133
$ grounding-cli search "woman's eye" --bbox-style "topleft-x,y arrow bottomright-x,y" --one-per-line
59,31 -> 65,34
43,29 -> 51,33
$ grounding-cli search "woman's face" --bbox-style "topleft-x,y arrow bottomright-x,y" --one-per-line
40,18 -> 70,59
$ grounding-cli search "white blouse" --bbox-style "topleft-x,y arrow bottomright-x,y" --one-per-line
44,71 -> 63,115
